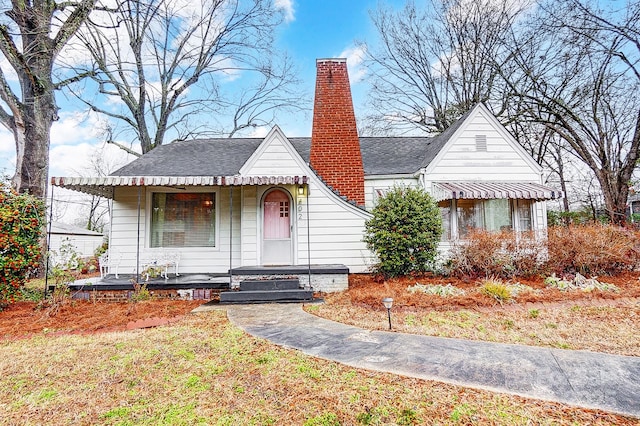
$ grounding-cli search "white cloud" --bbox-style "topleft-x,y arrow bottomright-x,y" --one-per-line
0,57 -> 18,82
247,125 -> 270,138
274,0 -> 295,23
49,142 -> 136,178
0,127 -> 15,177
50,111 -> 104,146
339,45 -> 367,83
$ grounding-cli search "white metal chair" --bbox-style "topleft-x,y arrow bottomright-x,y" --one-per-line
160,250 -> 180,278
99,249 -> 121,279
141,249 -> 180,280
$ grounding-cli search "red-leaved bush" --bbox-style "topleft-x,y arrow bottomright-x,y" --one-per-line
447,224 -> 640,279
546,224 -> 640,275
448,230 -> 545,278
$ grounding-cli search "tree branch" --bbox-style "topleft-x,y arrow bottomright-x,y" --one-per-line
105,139 -> 140,157
52,0 -> 97,55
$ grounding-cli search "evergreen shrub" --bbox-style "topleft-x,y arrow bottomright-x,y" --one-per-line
364,186 -> 442,278
0,180 -> 44,305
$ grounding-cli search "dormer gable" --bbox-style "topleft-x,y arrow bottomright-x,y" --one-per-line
239,126 -> 308,177
423,103 -> 543,181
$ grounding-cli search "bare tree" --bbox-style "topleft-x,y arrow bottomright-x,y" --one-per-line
72,145 -> 129,232
363,0 -> 526,135
69,0 -> 302,155
505,108 -> 574,213
502,0 -> 640,224
0,0 -> 95,197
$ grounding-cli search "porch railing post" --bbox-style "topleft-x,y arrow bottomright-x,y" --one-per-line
229,186 -> 233,287
44,184 -> 55,297
136,186 -> 141,282
306,185 -> 311,289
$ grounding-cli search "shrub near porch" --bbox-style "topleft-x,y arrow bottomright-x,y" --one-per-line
447,224 -> 640,278
364,186 -> 442,278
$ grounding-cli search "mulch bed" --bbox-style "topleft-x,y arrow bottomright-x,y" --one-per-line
2,272 -> 639,340
345,272 -> 640,311
0,299 -> 204,340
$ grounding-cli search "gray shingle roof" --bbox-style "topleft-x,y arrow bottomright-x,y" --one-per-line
112,138 -> 263,176
360,136 -> 444,175
110,105 -> 482,178
111,134 -> 448,178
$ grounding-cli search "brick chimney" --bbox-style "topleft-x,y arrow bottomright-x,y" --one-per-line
310,58 -> 365,206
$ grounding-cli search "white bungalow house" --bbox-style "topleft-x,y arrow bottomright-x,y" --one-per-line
51,58 -> 561,293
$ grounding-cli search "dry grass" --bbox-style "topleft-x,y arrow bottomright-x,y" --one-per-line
0,311 -> 635,425
307,274 -> 640,357
308,299 -> 640,356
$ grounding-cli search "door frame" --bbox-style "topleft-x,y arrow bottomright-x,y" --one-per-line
259,187 -> 295,265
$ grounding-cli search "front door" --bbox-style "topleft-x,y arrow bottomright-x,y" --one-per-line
262,189 -> 292,265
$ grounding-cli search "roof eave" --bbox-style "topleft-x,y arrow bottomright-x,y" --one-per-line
51,175 -> 309,199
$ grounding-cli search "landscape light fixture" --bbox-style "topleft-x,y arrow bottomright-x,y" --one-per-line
382,297 -> 393,330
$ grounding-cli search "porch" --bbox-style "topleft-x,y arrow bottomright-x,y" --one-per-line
64,264 -> 349,302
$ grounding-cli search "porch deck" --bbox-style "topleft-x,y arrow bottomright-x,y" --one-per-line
66,273 -> 231,292
63,264 -> 350,301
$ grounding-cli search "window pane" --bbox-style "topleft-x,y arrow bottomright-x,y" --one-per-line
151,193 -> 215,247
438,201 -> 451,241
483,199 -> 512,231
518,200 -> 532,231
457,199 -> 482,238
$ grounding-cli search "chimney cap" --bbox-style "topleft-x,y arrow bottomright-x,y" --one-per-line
316,58 -> 347,64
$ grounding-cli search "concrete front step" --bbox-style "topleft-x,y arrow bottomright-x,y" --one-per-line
239,278 -> 300,291
220,289 -> 313,303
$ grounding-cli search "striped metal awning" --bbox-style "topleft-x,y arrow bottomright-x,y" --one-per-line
432,181 -> 563,202
51,175 -> 309,199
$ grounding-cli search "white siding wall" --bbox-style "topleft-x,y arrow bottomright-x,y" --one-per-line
295,180 -> 373,273
425,109 -> 541,183
364,177 -> 419,210
109,161 -> 375,274
239,183 -> 374,273
423,107 -> 548,233
109,187 -> 144,274
242,133 -> 304,176
239,128 -> 375,272
109,186 -> 242,275
240,186 -> 258,265
49,234 -> 104,259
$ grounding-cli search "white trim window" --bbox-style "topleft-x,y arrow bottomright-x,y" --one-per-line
439,199 -> 533,240
151,192 -> 216,247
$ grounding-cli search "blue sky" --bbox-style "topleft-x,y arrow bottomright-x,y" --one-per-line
272,0 -> 403,136
0,0 -> 404,182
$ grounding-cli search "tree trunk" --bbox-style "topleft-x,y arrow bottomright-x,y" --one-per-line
14,91 -> 55,198
595,169 -> 629,225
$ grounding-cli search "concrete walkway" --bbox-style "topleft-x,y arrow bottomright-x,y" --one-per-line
194,303 -> 640,419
